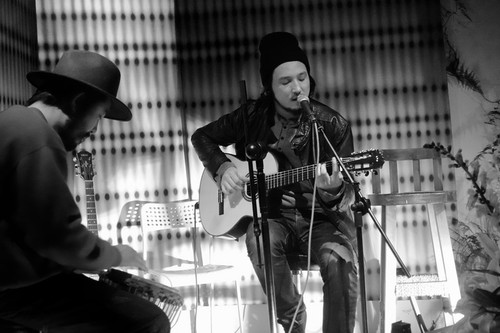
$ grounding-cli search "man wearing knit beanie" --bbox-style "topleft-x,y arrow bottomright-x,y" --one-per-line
192,32 -> 358,333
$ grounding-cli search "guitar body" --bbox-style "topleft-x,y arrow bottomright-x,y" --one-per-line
199,154 -> 278,239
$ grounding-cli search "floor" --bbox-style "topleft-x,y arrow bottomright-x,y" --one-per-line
170,299 -> 451,333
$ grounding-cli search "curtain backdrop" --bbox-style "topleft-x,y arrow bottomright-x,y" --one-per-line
176,0 -> 454,305
30,0 -> 454,308
0,0 -> 37,110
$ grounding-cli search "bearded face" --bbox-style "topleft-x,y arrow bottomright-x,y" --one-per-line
55,93 -> 110,151
271,61 -> 311,116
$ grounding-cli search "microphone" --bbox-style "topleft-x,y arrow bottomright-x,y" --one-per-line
298,95 -> 316,122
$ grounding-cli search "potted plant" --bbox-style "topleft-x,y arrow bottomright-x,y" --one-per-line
425,130 -> 500,331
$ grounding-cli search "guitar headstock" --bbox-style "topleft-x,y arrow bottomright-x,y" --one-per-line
73,149 -> 95,181
343,149 -> 384,176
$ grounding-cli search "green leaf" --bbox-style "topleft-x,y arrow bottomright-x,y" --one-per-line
475,234 -> 498,258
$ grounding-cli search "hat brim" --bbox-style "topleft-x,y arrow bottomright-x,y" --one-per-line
27,71 -> 132,121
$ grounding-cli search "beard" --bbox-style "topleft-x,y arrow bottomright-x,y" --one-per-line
273,97 -> 302,115
54,118 -> 89,151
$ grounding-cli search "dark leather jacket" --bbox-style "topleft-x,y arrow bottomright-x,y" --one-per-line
191,97 -> 357,240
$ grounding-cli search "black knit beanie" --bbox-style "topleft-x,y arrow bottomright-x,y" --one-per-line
259,32 -> 310,88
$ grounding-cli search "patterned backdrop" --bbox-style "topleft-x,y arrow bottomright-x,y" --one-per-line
2,0 -> 454,310
0,0 -> 37,109
176,0 -> 454,305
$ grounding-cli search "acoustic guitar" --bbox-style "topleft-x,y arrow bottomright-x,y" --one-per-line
198,149 -> 384,239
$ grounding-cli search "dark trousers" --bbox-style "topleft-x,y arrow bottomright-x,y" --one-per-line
245,209 -> 359,333
0,272 -> 170,333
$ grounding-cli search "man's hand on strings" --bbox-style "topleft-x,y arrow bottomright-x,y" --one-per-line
220,166 -> 248,195
316,158 -> 343,192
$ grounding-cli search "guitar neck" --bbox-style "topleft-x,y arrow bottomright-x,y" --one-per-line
265,158 -> 346,190
84,180 -> 98,236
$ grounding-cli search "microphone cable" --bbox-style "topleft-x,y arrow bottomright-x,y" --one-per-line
287,118 -> 321,333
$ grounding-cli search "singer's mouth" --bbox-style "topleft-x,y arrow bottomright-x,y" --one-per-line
297,94 -> 308,101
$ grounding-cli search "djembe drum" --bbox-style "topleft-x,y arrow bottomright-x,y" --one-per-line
99,269 -> 184,325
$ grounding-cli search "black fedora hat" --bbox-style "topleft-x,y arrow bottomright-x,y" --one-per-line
27,50 -> 132,121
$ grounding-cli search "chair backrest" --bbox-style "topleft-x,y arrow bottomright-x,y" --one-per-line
368,148 -> 455,205
141,200 -> 200,232
140,200 -> 204,265
116,200 -> 153,245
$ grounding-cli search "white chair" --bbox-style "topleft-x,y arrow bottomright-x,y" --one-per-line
138,200 -> 243,333
366,148 -> 461,332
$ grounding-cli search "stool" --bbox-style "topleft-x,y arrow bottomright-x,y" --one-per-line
287,252 -> 320,291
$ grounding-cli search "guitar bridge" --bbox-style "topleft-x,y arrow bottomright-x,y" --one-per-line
218,190 -> 224,215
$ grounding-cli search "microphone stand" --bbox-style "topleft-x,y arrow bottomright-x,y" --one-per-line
240,81 -> 278,333
246,143 -> 278,333
306,110 -> 411,333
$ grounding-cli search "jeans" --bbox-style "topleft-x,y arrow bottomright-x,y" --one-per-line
246,209 -> 359,333
0,272 -> 170,333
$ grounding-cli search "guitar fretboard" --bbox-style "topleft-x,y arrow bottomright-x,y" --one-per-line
267,164 -> 318,189
262,154 -> 379,189
84,180 -> 98,236
262,159 -> 344,190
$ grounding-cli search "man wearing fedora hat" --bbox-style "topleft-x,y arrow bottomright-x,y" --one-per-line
0,51 -> 170,332
192,32 -> 359,333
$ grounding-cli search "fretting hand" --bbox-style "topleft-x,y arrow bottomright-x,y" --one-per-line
316,158 -> 343,192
